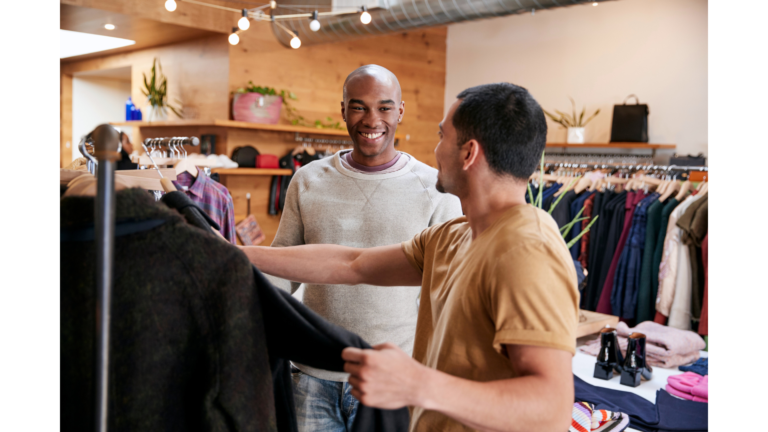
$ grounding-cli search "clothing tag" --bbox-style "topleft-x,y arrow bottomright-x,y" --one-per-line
181,186 -> 189,191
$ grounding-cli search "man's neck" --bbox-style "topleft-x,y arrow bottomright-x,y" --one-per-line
460,176 -> 528,240
350,145 -> 398,167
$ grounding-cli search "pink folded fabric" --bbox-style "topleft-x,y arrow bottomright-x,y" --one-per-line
665,384 -> 695,401
691,375 -> 708,400
665,372 -> 708,403
580,322 -> 705,368
667,372 -> 702,394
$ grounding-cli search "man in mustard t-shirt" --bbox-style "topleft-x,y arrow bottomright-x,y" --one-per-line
239,83 -> 578,432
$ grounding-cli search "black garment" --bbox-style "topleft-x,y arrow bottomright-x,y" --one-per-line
61,188 -> 408,432
549,190 -> 578,229
591,191 -> 628,310
583,191 -> 611,309
116,148 -> 138,170
574,375 -> 708,432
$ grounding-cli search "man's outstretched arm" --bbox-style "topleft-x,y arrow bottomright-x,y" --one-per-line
239,243 -> 422,287
342,343 -> 573,432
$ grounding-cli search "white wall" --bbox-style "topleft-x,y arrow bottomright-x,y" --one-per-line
445,0 -> 708,156
72,76 -> 132,160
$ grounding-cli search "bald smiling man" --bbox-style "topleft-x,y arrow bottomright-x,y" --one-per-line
241,65 -> 461,431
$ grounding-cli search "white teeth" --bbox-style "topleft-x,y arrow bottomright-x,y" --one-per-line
361,132 -> 384,139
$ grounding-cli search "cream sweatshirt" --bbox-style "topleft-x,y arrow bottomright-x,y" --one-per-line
268,151 -> 463,382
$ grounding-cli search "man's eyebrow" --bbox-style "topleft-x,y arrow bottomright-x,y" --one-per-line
378,99 -> 395,105
349,99 -> 366,105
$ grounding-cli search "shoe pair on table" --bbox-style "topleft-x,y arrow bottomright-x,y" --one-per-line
593,327 -> 653,387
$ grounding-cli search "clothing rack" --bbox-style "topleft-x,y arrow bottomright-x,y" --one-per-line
90,124 -> 123,432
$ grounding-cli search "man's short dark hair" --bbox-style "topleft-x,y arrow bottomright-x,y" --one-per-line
453,83 -> 546,180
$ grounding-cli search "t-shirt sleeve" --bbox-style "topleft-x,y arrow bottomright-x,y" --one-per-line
400,222 -> 444,274
487,242 -> 579,355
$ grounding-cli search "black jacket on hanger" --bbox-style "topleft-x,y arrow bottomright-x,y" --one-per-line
61,188 -> 408,432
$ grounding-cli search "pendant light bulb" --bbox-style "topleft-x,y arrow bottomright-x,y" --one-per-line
238,9 -> 250,30
290,35 -> 301,49
229,28 -> 240,45
360,6 -> 371,25
165,0 -> 177,12
309,10 -> 320,31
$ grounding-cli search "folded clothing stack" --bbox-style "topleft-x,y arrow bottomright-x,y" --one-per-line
575,375 -> 708,432
581,321 -> 705,368
188,153 -> 238,168
666,373 -> 708,403
570,401 -> 630,432
679,357 -> 708,376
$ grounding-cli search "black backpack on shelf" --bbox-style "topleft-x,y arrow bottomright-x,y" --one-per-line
231,145 -> 260,168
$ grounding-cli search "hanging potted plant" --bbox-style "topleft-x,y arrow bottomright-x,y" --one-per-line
543,98 -> 600,144
142,58 -> 183,122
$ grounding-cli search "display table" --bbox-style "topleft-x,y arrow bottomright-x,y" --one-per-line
574,336 -> 708,431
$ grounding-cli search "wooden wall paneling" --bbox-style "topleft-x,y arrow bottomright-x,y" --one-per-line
61,74 -> 73,168
229,26 -> 448,169
61,35 -> 231,122
61,0 -> 237,34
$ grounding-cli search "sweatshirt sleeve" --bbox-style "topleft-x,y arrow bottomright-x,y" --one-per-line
429,192 -> 463,226
267,174 -> 305,294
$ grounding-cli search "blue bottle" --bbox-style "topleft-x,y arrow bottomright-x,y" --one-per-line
134,107 -> 143,121
125,97 -> 135,121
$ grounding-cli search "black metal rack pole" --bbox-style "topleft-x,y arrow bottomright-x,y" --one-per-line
91,124 -> 122,432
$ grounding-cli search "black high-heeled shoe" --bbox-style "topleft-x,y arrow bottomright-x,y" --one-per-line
593,327 -> 624,380
620,332 -> 653,387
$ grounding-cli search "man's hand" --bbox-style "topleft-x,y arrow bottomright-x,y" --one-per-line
342,343 -> 429,409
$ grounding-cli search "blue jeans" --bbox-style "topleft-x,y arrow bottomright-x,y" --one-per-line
292,369 -> 360,432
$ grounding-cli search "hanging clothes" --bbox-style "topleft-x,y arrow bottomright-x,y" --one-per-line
611,192 -> 659,320
567,190 -> 596,259
698,234 -> 709,336
656,194 -> 703,321
668,195 -> 708,330
60,188 -> 408,432
578,193 -> 596,269
172,170 -> 236,243
596,191 -> 643,314
635,199 -> 664,323
269,150 -> 322,215
582,190 -> 617,310
678,196 -> 708,323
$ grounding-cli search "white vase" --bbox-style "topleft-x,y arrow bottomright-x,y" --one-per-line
567,127 -> 585,144
147,105 -> 168,122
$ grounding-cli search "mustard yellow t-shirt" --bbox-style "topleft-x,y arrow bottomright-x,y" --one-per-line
401,204 -> 579,432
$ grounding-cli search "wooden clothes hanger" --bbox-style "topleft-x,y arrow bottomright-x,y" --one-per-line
171,139 -> 198,178
675,180 -> 692,201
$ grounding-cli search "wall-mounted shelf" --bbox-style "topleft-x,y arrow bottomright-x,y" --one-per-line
112,119 -> 406,140
211,168 -> 293,176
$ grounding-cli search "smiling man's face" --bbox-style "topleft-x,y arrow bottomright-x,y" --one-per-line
341,67 -> 404,163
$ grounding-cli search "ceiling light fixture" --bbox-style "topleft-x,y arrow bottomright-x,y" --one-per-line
360,6 -> 371,24
238,9 -> 250,30
290,32 -> 301,49
309,10 -> 320,32
229,27 -> 240,45
104,24 -> 115,30
165,0 -> 177,12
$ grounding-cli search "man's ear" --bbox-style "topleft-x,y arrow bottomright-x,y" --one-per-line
340,101 -> 346,122
462,139 -> 483,171
399,101 -> 405,123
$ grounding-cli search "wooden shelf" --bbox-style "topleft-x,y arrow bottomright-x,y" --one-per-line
212,168 -> 293,176
112,119 -> 405,140
576,310 -> 619,338
545,143 -> 676,149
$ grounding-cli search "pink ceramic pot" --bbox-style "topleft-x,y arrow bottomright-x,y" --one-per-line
232,93 -> 283,124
